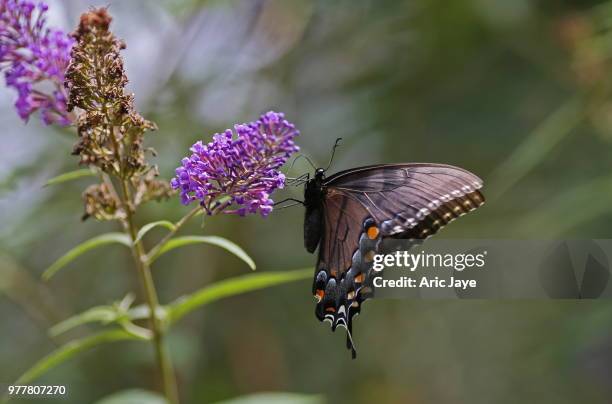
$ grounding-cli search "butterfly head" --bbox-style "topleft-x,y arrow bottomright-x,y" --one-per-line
314,167 -> 326,180
302,138 -> 342,208
304,167 -> 326,204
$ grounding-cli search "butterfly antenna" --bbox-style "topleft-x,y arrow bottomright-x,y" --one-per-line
290,154 -> 317,171
324,138 -> 343,171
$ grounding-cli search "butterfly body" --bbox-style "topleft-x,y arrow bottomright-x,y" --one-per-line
303,168 -> 326,253
302,163 -> 485,358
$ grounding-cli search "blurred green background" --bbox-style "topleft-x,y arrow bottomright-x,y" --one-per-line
2,0 -> 612,403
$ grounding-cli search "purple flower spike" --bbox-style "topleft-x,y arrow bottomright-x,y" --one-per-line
171,111 -> 300,217
0,0 -> 74,125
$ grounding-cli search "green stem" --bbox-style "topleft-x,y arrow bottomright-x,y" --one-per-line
120,179 -> 180,404
145,206 -> 200,264
91,36 -> 180,402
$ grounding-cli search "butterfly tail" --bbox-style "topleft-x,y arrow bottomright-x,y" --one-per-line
346,317 -> 357,359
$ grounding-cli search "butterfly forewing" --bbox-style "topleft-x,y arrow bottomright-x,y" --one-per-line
325,164 -> 484,238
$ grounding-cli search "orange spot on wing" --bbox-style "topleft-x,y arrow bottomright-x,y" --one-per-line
354,273 -> 364,283
325,307 -> 336,313
367,226 -> 379,240
315,289 -> 325,302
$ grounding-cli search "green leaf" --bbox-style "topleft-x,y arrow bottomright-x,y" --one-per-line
168,268 -> 311,324
49,306 -> 118,337
94,389 -> 168,404
15,329 -> 142,385
43,233 -> 131,281
213,393 -> 324,404
149,235 -> 256,270
134,221 -> 176,244
45,168 -> 95,187
49,294 -> 150,338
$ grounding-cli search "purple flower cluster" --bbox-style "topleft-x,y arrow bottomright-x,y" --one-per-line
0,0 -> 74,125
171,111 -> 300,217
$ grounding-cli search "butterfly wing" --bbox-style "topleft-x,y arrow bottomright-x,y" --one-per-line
312,163 -> 485,357
326,163 -> 485,239
313,189 -> 374,358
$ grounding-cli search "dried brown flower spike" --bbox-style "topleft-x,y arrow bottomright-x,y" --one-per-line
64,8 -> 171,220
82,183 -> 120,221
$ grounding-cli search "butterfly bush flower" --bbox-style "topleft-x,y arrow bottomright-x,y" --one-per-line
65,8 -> 172,220
0,0 -> 74,125
172,111 -> 300,217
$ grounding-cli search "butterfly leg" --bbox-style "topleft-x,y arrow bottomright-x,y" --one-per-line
274,198 -> 304,205
286,173 -> 310,186
273,198 -> 305,210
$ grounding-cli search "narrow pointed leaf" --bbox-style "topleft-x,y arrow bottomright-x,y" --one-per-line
49,306 -> 118,337
168,268 -> 311,324
15,329 -> 142,385
45,169 -> 95,187
134,221 -> 176,244
149,235 -> 255,270
43,233 -> 131,280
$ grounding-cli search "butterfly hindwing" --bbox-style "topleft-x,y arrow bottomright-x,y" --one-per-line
313,190 -> 379,358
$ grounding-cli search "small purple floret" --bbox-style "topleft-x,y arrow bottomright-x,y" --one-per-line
0,0 -> 74,125
171,111 -> 300,217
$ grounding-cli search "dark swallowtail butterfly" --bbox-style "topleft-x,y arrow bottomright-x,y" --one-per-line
302,162 -> 484,358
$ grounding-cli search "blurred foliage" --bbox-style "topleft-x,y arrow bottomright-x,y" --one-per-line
94,389 -> 167,404
212,392 -> 324,404
2,0 -> 612,403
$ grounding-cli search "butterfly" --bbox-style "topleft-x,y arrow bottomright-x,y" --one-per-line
289,142 -> 485,358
